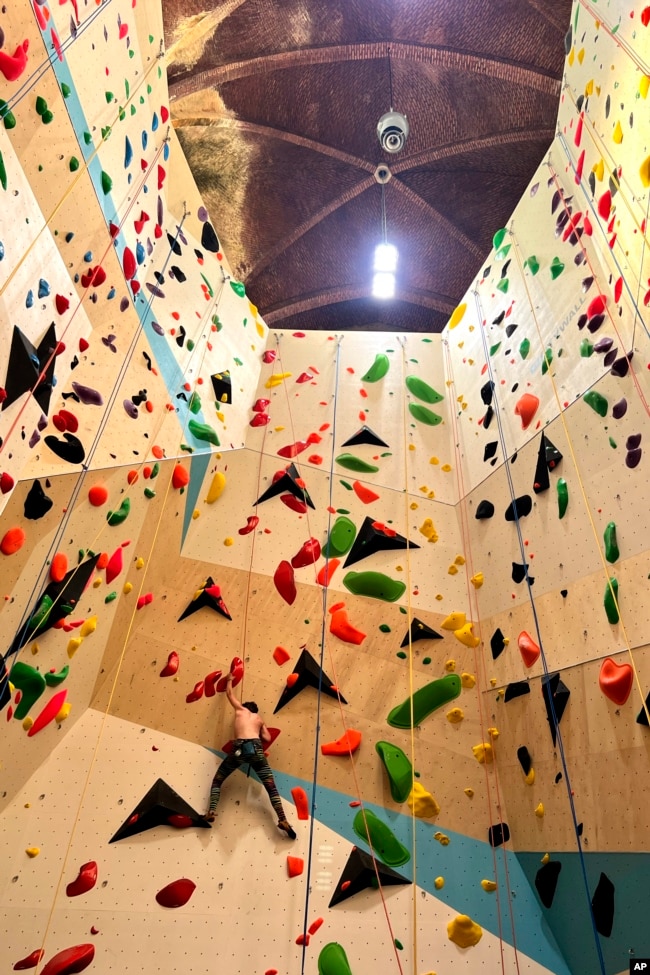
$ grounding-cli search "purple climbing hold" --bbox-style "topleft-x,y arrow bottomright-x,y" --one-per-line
120,297 -> 129,312
151,321 -> 164,336
71,382 -> 103,406
123,399 -> 139,419
610,355 -> 630,378
603,348 -> 618,368
626,434 -> 642,450
593,338 -> 613,353
198,206 -> 208,222
612,399 -> 627,419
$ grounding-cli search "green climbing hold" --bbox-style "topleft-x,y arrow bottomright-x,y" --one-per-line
604,577 -> 619,624
230,281 -> 246,298
69,157 -> 80,172
422,657 -> 431,665
604,522 -> 619,563
105,591 -> 117,603
343,571 -> 406,603
150,463 -> 160,479
408,404 -> 442,426
580,339 -> 594,357
541,348 -> 553,375
0,150 -> 6,191
188,392 -> 202,415
583,390 -> 608,416
101,170 -> 113,194
45,665 -> 69,687
323,516 -> 357,558
61,83 -> 71,98
144,488 -> 156,499
188,419 -> 220,447
379,624 -> 391,633
10,662 -> 46,720
525,255 -> 540,275
557,478 -> 568,519
35,95 -> 48,116
396,651 -> 407,659
519,338 -> 530,360
362,353 -> 390,383
394,940 -> 404,951
187,339 -> 195,352
405,376 -> 444,404
495,244 -> 511,261
375,741 -> 413,803
609,437 -> 617,449
107,498 -> 130,526
339,480 -> 353,491
318,943 -> 354,975
28,594 -> 53,631
496,278 -> 509,294
489,342 -> 501,356
335,454 -> 379,473
352,808 -> 410,866
387,674 -> 461,729
492,228 -> 508,250
550,257 -> 565,279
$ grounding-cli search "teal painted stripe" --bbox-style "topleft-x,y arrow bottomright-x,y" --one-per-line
518,851 -> 650,975
182,451 -> 211,545
206,746 -> 571,975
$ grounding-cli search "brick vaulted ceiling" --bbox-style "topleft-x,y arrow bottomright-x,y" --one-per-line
163,0 -> 572,333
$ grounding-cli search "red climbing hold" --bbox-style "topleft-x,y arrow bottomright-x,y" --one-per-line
291,786 -> 309,820
273,646 -> 291,665
204,670 -> 222,696
55,295 -> 70,315
40,944 -> 95,975
160,652 -> 179,677
155,878 -> 196,908
329,606 -> 367,645
66,861 -> 98,897
514,393 -> 540,430
250,413 -> 270,427
599,657 -> 633,706
262,351 -> 276,364
186,681 -> 204,703
280,494 -> 307,514
321,729 -> 362,756
252,398 -> 270,412
296,372 -> 313,383
50,552 -> 68,584
136,593 -> 153,610
238,515 -> 259,535
642,5 -> 650,26
0,471 -> 15,493
295,934 -> 310,946
598,190 -> 612,220
308,917 -> 324,935
278,440 -> 309,459
587,295 -> 607,318
105,547 -> 123,585
166,814 -> 194,828
287,856 -> 304,878
28,690 -> 67,737
274,560 -> 297,604
88,485 -> 108,507
172,465 -> 189,489
286,673 -> 299,688
352,480 -> 380,504
1,527 -> 26,555
291,538 -> 321,568
0,40 -> 29,82
123,247 -> 136,280
13,948 -> 45,970
317,559 -> 340,586
518,631 -> 541,668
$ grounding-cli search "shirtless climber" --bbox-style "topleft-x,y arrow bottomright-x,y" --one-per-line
206,674 -> 296,839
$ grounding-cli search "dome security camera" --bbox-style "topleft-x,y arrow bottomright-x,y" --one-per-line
377,110 -> 409,154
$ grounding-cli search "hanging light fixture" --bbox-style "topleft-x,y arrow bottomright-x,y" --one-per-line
372,176 -> 398,299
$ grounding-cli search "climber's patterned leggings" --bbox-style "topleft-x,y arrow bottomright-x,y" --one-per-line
208,738 -> 286,821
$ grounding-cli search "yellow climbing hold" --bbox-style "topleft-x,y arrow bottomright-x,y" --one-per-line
461,673 -> 476,689
25,847 -> 40,858
206,471 -> 226,502
192,510 -> 200,520
265,372 -> 292,388
441,464 -> 452,472
487,726 -> 499,740
464,788 -> 474,798
434,876 -> 445,890
454,554 -> 465,566
448,564 -> 458,575
123,582 -> 133,594
584,79 -> 594,96
135,557 -> 145,570
31,643 -> 39,655
419,518 -> 438,542
444,659 -> 456,672
448,302 -> 467,329
612,120 -> 623,144
446,707 -> 464,724
433,831 -> 450,846
470,572 -> 484,589
593,158 -> 604,181
67,637 -> 83,659
577,47 -> 585,64
55,702 -> 71,722
640,75 -> 650,99
640,155 -> 650,189
567,46 -> 575,66
410,502 -> 419,510
472,743 -> 494,764
429,456 -> 439,465
441,612 -> 466,631
92,577 -> 102,588
224,537 -> 234,546
541,852 -> 550,864
525,768 -> 535,786
22,716 -> 34,731
454,624 -> 480,649
447,914 -> 483,948
408,782 -> 440,819
79,616 -> 97,639
481,879 -> 497,892
535,802 -> 545,818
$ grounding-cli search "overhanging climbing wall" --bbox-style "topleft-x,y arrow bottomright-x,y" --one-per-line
1,1 -> 650,975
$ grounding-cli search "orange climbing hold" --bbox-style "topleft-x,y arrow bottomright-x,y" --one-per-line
514,393 -> 540,430
50,552 -> 68,583
291,786 -> 310,820
88,484 -> 108,506
352,480 -> 380,504
308,917 -> 324,935
172,465 -> 189,489
1,527 -> 26,555
287,856 -> 304,878
321,729 -> 362,755
518,631 -> 540,668
329,605 -> 367,645
286,673 -> 299,688
599,657 -> 633,706
317,559 -> 340,586
273,646 -> 291,665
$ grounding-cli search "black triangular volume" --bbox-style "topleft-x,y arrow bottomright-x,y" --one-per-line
636,690 -> 650,726
109,778 -> 211,842
2,327 -> 41,411
341,426 -> 389,448
591,872 -> 615,937
505,495 -> 532,521
211,370 -> 232,405
545,436 -> 562,471
535,861 -> 562,908
488,822 -> 510,848
475,500 -> 495,520
0,652 -> 11,712
400,618 -> 443,648
24,479 -> 54,520
329,845 -> 411,907
254,463 -> 315,509
541,673 -> 570,746
491,628 -> 506,660
533,433 -> 550,494
6,554 -> 101,657
343,516 -> 419,568
504,681 -> 530,702
274,648 -> 346,714
178,576 -> 232,622
33,323 -> 58,415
